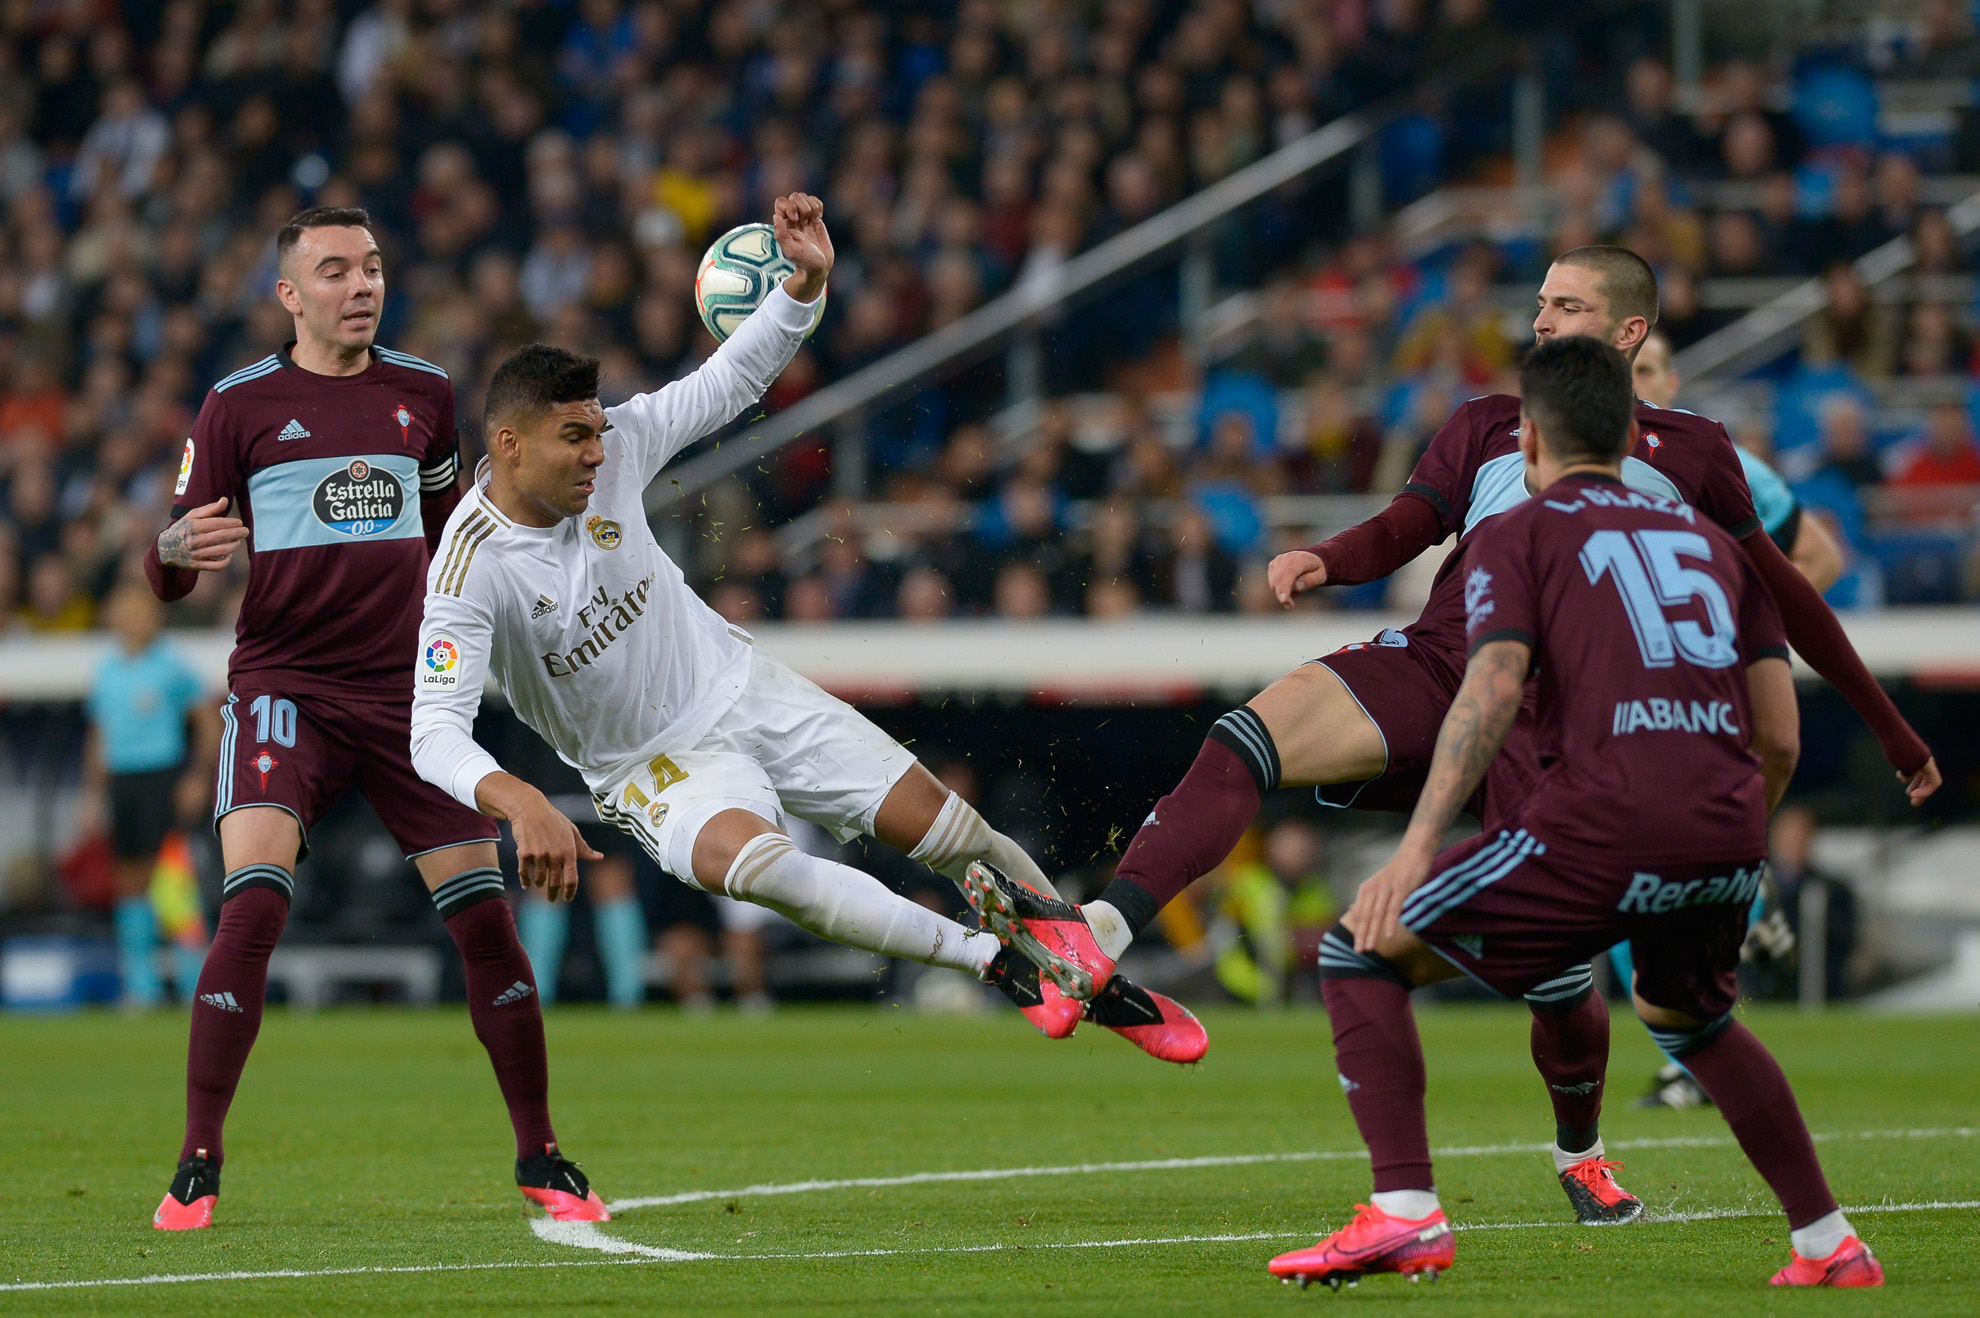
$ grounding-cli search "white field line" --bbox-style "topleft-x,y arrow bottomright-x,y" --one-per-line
606,1126 -> 1978,1211
2,1129 -> 1972,1296
4,1199 -> 1973,1295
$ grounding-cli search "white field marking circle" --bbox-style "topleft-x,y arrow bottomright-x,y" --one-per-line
3,1128 -> 1973,1294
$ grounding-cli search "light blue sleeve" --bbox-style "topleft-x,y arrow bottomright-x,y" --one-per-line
1737,447 -> 1797,538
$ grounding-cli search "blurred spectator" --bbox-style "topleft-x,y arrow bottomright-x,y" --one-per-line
896,565 -> 955,622
1803,264 -> 1896,380
1207,817 -> 1339,1006
19,553 -> 93,631
1890,402 -> 1980,504
1154,505 -> 1238,613
992,560 -> 1052,620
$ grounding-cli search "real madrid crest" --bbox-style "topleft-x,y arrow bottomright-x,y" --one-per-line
586,515 -> 622,550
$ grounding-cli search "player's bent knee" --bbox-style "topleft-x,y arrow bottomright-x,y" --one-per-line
1317,921 -> 1413,989
1245,664 -> 1384,787
1636,1003 -> 1732,1058
691,809 -> 785,894
1206,706 -> 1282,793
1524,963 -> 1596,1013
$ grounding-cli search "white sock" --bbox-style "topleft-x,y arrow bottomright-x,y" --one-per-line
1790,1209 -> 1854,1259
908,791 -> 1062,899
1369,1189 -> 1440,1220
1552,1136 -> 1603,1174
725,832 -> 998,973
1082,900 -> 1134,960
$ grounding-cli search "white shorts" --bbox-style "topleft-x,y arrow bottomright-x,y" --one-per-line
592,649 -> 915,887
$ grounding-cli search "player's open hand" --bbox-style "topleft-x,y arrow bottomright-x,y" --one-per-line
1267,549 -> 1327,608
509,788 -> 603,902
1345,849 -> 1432,954
157,498 -> 248,572
774,193 -> 832,302
1900,756 -> 1942,806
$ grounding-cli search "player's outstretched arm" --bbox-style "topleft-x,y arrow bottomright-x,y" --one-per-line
1347,638 -> 1529,952
610,193 -> 831,488
1276,494 -> 1446,606
1738,529 -> 1939,804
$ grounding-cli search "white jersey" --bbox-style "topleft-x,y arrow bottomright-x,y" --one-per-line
408,286 -> 818,810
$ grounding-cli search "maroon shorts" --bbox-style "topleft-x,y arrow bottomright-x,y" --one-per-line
215,681 -> 498,861
1401,825 -> 1763,1020
1312,631 -> 1461,813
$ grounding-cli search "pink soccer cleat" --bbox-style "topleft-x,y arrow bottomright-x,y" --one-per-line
983,946 -> 1082,1038
1080,976 -> 1208,1064
153,1150 -> 219,1231
516,1144 -> 610,1222
1770,1235 -> 1885,1288
1557,1155 -> 1644,1225
962,862 -> 1115,1000
1268,1202 -> 1455,1290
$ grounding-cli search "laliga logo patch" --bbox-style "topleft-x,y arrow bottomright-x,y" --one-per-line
419,633 -> 461,691
254,750 -> 279,790
587,515 -> 622,550
394,403 -> 413,447
175,438 -> 194,496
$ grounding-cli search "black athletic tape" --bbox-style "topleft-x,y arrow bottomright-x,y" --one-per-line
222,863 -> 293,902
430,867 -> 507,921
1096,876 -> 1162,939
1207,707 -> 1281,793
1316,922 -> 1412,988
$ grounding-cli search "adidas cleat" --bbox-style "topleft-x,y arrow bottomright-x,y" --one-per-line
1770,1235 -> 1885,1288
961,861 -> 1114,1000
983,946 -> 1081,1039
516,1143 -> 609,1222
153,1150 -> 219,1230
1082,976 -> 1208,1064
1268,1202 -> 1454,1289
1557,1156 -> 1643,1225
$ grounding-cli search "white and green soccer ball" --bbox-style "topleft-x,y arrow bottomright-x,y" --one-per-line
693,222 -> 826,343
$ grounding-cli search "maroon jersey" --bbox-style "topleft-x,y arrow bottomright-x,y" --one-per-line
1397,395 -> 1762,688
144,344 -> 463,700
1462,471 -> 1788,866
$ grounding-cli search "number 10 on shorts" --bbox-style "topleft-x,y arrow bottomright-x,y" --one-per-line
250,694 -> 297,747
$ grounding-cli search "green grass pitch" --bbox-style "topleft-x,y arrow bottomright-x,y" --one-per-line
1,1003 -> 1974,1314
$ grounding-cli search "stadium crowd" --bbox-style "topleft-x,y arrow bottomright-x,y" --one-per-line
1,1 -> 1979,639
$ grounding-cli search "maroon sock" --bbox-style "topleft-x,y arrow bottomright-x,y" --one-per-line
1323,975 -> 1433,1192
446,895 -> 557,1160
180,883 -> 290,1166
1100,735 -> 1262,932
1680,1020 -> 1838,1229
1528,988 -> 1608,1152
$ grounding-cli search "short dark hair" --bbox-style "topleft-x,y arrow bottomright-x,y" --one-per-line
484,344 -> 600,432
1554,245 -> 1659,332
275,206 -> 375,269
1520,335 -> 1634,464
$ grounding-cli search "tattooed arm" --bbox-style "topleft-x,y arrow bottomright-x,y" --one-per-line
1347,638 -> 1531,952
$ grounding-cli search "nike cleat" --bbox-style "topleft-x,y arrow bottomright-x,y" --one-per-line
1558,1156 -> 1643,1225
962,861 -> 1114,1000
153,1150 -> 219,1230
1082,976 -> 1208,1064
1268,1202 -> 1455,1289
516,1143 -> 609,1222
1770,1235 -> 1885,1288
983,945 -> 1081,1039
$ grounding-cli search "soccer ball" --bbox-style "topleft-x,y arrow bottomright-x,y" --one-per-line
693,223 -> 826,343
